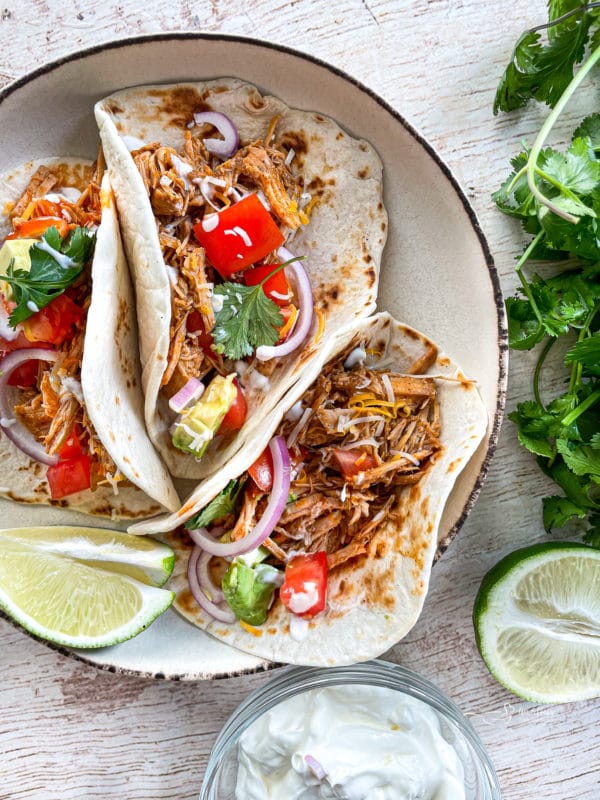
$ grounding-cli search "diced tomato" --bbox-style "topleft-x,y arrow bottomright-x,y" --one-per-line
249,447 -> 274,492
33,199 -> 63,218
7,216 -> 69,240
46,455 -> 91,500
58,425 -> 86,461
332,448 -> 378,480
7,359 -> 40,388
280,551 -> 328,618
218,379 -> 247,434
22,294 -> 84,346
193,194 -> 285,278
243,263 -> 291,306
186,311 -> 215,355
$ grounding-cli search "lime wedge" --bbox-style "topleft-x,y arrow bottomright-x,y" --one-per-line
0,526 -> 174,586
474,542 -> 600,703
0,538 -> 174,648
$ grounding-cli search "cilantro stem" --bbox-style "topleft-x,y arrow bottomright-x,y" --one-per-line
515,230 -> 545,326
562,388 -> 600,427
527,2 -> 600,35
260,255 -> 304,287
533,337 -> 555,409
527,44 -> 600,223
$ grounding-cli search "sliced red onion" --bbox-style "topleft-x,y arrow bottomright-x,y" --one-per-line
187,545 -> 235,623
305,755 -> 327,780
193,111 -> 239,159
168,377 -> 204,413
185,436 -> 291,557
0,348 -> 58,465
255,247 -> 313,362
197,549 -> 224,603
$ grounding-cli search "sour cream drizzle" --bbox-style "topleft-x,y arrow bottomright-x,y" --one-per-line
235,685 -> 466,800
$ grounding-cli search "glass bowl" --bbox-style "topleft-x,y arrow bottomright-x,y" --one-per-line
200,659 -> 501,799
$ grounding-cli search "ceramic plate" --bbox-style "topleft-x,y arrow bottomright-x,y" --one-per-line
0,34 -> 507,679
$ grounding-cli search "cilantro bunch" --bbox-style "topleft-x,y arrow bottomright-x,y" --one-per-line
496,5 -> 600,544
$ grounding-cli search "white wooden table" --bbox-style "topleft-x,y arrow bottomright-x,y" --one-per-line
0,2 -> 598,798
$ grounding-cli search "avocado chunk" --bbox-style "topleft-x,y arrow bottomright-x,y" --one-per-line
0,238 -> 36,300
172,373 -> 238,458
222,561 -> 282,626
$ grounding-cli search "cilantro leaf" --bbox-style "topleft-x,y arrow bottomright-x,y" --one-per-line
186,479 -> 244,530
583,513 -> 600,546
542,137 -> 600,194
557,438 -> 600,478
0,225 -> 95,326
505,297 -> 544,350
573,113 -> 600,151
543,494 -> 588,531
565,332 -> 600,375
212,282 -> 283,360
494,7 -> 593,113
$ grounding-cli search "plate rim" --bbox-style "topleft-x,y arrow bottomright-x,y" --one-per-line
0,31 -> 508,680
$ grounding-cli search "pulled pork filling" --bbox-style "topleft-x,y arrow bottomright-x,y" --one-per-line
131,121 -> 305,396
221,355 -> 441,572
8,164 -> 126,492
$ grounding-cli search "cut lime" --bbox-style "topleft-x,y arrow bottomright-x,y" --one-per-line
474,542 -> 600,703
0,526 -> 174,586
0,538 -> 174,648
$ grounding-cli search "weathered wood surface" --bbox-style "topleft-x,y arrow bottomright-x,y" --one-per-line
0,1 -> 598,798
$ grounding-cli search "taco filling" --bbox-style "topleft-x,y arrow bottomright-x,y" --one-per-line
180,345 -> 441,627
0,162 -> 129,500
128,112 -> 312,460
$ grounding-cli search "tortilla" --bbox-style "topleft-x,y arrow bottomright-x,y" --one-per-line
0,158 -> 180,518
95,79 -> 387,480
137,313 -> 487,665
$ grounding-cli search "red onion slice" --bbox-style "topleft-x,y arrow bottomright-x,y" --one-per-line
193,111 -> 240,160
255,247 -> 314,362
196,549 -> 225,604
168,377 -> 205,413
185,436 -> 291,557
187,545 -> 235,623
0,348 -> 59,466
305,755 -> 327,780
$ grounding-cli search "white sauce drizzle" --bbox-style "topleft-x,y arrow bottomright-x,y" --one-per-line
343,347 -> 367,369
35,239 -> 75,271
202,213 -> 219,233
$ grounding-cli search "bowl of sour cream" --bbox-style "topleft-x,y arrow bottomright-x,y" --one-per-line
200,660 -> 501,800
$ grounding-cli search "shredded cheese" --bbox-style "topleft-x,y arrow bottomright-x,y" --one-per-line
313,308 -> 325,344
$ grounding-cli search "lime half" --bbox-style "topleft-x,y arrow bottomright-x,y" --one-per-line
0,534 -> 174,649
474,542 -> 600,704
0,526 -> 174,586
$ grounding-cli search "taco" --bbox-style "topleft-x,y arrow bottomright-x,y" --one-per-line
0,157 -> 180,517
95,79 -> 387,481
145,313 -> 487,666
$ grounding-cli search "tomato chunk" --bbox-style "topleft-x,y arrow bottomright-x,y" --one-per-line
193,194 -> 285,278
23,294 -> 84,346
280,552 -> 328,618
58,425 -> 86,461
217,379 -> 247,434
186,311 -> 215,355
243,263 -> 291,306
249,447 -> 274,492
332,448 -> 378,480
7,217 -> 69,240
7,359 -> 40,388
46,455 -> 91,499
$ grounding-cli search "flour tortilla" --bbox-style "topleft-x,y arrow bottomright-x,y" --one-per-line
138,313 -> 487,665
0,158 -> 179,518
95,79 -> 387,480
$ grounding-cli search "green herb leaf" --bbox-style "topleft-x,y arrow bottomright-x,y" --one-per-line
0,225 -> 95,326
543,494 -> 588,531
583,513 -> 600,546
565,332 -> 600,375
505,297 -> 544,350
186,479 -> 245,530
573,113 -> 600,150
557,438 -> 600,478
212,282 -> 283,360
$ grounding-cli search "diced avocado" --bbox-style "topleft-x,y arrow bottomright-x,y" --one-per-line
172,373 -> 237,458
222,561 -> 281,626
0,238 -> 36,300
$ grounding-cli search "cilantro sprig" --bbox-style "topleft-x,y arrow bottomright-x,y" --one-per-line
496,10 -> 600,544
186,478 -> 244,530
211,256 -> 303,361
0,226 -> 96,326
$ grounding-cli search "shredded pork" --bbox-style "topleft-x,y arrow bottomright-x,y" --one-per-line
219,353 -> 441,572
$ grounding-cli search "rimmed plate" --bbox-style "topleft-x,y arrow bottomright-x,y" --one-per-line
0,34 -> 507,679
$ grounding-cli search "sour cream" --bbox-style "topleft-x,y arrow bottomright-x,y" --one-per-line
235,684 -> 466,800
